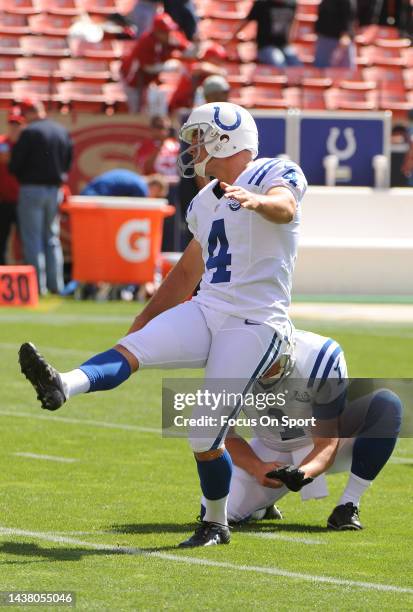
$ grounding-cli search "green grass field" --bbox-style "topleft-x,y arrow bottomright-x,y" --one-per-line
1,299 -> 413,610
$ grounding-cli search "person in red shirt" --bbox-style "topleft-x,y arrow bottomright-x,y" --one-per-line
121,11 -> 191,112
168,42 -> 227,114
134,114 -> 180,183
0,108 -> 24,265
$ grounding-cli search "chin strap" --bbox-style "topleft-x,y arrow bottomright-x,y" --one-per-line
194,154 -> 213,178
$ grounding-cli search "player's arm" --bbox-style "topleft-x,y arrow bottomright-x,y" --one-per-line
127,238 -> 204,333
296,433 -> 339,480
226,430 -> 286,489
221,182 -> 296,224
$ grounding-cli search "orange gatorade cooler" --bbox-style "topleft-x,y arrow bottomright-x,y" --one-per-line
66,196 -> 175,284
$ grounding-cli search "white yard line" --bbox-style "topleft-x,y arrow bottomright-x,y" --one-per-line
0,342 -> 90,359
13,452 -> 78,464
0,527 -> 412,595
0,410 -> 160,434
245,532 -> 325,545
390,457 -> 413,465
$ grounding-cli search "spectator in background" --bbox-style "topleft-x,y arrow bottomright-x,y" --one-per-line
146,173 -> 169,198
199,74 -> 230,105
121,11 -> 191,113
168,42 -> 227,114
314,0 -> 357,68
134,115 -> 179,183
164,0 -> 199,41
390,124 -> 411,187
233,0 -> 301,68
81,168 -> 149,197
0,108 -> 24,265
9,100 -> 73,295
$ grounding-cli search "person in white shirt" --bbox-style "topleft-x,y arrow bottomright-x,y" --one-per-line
19,102 -> 307,548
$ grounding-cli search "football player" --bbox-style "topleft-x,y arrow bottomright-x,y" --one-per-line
18,102 -> 307,547
217,329 -> 402,530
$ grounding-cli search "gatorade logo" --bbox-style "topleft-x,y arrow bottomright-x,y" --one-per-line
116,219 -> 151,263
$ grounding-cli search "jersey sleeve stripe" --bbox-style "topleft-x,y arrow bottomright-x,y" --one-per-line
317,346 -> 343,391
307,339 -> 334,389
247,159 -> 274,184
254,160 -> 279,186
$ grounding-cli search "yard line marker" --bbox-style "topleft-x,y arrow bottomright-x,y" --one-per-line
390,457 -> 413,465
13,452 -> 78,464
0,342 -> 90,359
0,410 -> 160,434
0,527 -> 412,595
244,532 -> 325,545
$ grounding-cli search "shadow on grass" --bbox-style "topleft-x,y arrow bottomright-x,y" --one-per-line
110,521 -> 328,535
0,540 -> 187,562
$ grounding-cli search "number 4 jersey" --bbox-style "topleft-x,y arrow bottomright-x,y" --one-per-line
186,158 -> 307,329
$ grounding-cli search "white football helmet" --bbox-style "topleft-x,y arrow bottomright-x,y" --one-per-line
178,102 -> 259,178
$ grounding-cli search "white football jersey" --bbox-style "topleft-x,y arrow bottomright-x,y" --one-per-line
186,158 -> 307,329
244,330 -> 348,451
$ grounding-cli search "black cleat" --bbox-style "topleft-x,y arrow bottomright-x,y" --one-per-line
179,521 -> 231,548
263,504 -> 283,520
19,342 -> 66,411
327,503 -> 363,531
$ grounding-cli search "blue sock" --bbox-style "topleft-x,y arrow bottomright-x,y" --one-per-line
79,349 -> 132,392
196,449 -> 233,500
351,390 -> 402,480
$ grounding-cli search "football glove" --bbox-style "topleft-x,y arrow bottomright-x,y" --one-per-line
265,465 -> 314,492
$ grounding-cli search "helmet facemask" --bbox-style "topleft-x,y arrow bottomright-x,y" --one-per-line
177,122 -> 222,178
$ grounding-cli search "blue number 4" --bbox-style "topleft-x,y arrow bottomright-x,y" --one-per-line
206,219 -> 231,283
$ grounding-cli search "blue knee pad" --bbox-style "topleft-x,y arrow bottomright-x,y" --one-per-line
196,449 -> 233,500
79,348 -> 132,392
351,389 -> 402,481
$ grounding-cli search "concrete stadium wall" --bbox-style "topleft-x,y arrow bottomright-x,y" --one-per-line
295,187 -> 413,296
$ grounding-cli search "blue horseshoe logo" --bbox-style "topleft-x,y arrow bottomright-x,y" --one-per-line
213,106 -> 241,131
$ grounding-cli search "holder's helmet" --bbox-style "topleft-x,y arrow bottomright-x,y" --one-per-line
178,102 -> 259,178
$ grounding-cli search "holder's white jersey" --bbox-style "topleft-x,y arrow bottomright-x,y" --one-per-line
245,330 -> 348,451
186,158 -> 307,329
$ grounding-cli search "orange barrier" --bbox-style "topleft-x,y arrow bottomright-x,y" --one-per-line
0,265 -> 38,307
65,196 -> 175,284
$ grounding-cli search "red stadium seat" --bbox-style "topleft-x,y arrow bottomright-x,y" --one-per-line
12,79 -> 59,107
0,11 -> 30,35
198,18 -> 237,43
16,57 -> 63,80
251,64 -> 288,87
363,66 -> 405,89
379,89 -> 411,118
242,85 -> 298,109
59,58 -> 112,82
339,79 -> 376,91
291,14 -> 317,43
102,81 -> 128,112
0,80 -> 15,107
0,0 -> 39,14
0,56 -> 18,81
402,47 -> 413,67
296,0 -> 320,17
201,0 -> 250,20
285,65 -> 322,85
300,88 -> 327,110
29,13 -> 74,36
326,87 -> 378,111
20,35 -> 70,57
75,39 -> 121,60
360,45 -> 407,67
82,0 -> 119,15
38,0 -> 80,15
0,35 -> 21,56
220,62 -> 255,86
56,81 -> 109,112
323,67 -> 363,84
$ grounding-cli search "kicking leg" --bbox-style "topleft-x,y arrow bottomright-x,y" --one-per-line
19,301 -> 210,411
